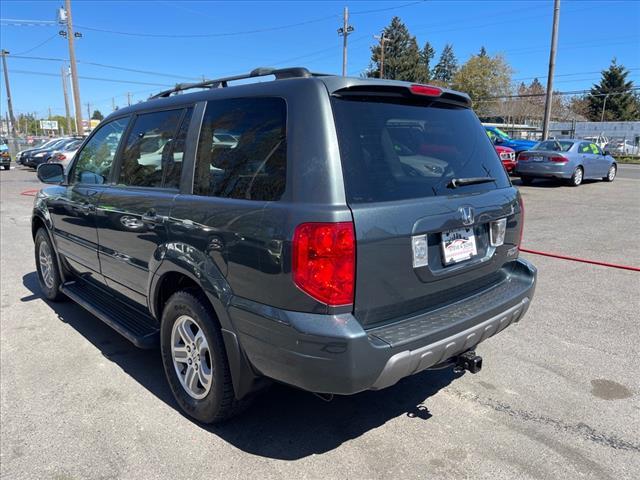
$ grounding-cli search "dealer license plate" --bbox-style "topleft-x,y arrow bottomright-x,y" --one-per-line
441,227 -> 478,265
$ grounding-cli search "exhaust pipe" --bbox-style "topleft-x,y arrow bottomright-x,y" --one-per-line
454,351 -> 483,374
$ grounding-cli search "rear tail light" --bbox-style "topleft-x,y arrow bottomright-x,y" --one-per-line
490,218 -> 507,247
409,84 -> 442,97
518,154 -> 528,161
292,222 -> 355,306
550,155 -> 568,163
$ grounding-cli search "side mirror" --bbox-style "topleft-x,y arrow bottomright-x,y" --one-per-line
37,163 -> 65,184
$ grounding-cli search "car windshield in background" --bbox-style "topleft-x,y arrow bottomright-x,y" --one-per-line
533,140 -> 574,152
331,98 -> 510,203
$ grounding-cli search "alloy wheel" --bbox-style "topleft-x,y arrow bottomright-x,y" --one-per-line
171,315 -> 213,400
38,241 -> 55,289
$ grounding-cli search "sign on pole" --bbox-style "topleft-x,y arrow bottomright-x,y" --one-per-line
39,120 -> 59,130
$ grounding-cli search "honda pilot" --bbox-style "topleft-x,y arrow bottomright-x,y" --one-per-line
33,67 -> 536,423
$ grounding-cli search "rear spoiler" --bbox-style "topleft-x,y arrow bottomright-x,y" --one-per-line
331,84 -> 471,107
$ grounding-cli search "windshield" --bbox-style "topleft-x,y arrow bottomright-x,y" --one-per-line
332,97 -> 510,203
533,140 -> 574,152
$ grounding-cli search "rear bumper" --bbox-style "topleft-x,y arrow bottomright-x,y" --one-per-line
230,258 -> 536,395
515,162 -> 573,179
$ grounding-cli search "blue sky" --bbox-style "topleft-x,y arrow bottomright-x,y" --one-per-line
1,0 -> 639,119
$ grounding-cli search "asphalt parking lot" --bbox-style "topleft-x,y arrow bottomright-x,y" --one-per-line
1,165 -> 639,480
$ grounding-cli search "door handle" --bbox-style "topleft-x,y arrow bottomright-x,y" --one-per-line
141,210 -> 164,225
80,202 -> 96,213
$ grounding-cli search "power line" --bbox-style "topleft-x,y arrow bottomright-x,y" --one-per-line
7,54 -> 202,81
477,87 -> 640,101
12,34 -> 59,56
74,14 -> 339,38
9,69 -> 172,87
350,0 -> 426,15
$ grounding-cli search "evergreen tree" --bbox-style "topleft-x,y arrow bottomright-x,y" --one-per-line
432,44 -> 458,86
367,17 -> 421,81
587,59 -> 639,121
91,110 -> 104,121
417,41 -> 435,83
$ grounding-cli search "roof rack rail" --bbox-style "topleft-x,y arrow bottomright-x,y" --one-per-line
150,67 -> 326,99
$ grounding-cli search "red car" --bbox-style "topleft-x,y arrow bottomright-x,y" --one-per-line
495,145 -> 516,173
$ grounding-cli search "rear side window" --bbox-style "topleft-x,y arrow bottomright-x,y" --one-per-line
118,108 -> 192,189
193,97 -> 286,201
331,97 -> 510,203
534,140 -> 574,152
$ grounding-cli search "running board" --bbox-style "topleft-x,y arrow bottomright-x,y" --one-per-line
60,280 -> 159,349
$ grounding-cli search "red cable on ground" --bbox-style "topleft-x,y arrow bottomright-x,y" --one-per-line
520,248 -> 640,272
20,189 -> 39,196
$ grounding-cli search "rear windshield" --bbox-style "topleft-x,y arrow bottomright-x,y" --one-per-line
533,140 -> 574,152
331,97 -> 510,203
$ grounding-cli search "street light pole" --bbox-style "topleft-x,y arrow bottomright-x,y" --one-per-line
542,0 -> 560,140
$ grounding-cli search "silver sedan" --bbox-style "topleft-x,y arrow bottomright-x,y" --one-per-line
515,139 -> 617,186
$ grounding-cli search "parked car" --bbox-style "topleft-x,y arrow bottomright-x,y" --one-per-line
22,137 -> 81,168
0,137 -> 11,170
484,126 -> 537,154
15,137 -> 65,165
495,145 -> 516,173
605,139 -> 639,155
49,139 -> 84,169
516,139 -> 617,186
33,67 -> 536,423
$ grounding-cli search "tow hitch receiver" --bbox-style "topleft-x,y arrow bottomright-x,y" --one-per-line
454,351 -> 483,374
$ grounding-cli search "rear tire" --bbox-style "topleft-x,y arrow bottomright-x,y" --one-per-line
520,176 -> 534,186
34,228 -> 65,301
603,164 -> 616,182
568,166 -> 583,187
160,290 -> 244,424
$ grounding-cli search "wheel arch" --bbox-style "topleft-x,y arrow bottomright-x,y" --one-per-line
150,262 -> 262,399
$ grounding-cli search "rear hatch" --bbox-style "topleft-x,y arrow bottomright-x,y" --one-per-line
331,86 -> 523,327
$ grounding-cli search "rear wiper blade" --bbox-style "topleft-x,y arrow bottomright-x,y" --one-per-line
447,176 -> 496,188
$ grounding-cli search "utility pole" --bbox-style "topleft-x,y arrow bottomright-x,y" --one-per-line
600,93 -> 610,122
542,0 -> 560,140
61,65 -> 72,135
1,50 -> 18,138
127,92 -> 131,106
111,97 -> 116,111
48,107 -> 52,119
61,0 -> 84,136
374,33 -> 389,79
86,102 -> 90,120
337,7 -> 354,76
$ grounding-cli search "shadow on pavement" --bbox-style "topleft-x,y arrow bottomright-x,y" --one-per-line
23,271 -> 459,460
513,178 -> 600,188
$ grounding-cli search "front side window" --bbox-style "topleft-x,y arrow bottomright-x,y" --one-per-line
193,97 -> 286,201
118,108 -> 192,189
72,117 -> 129,185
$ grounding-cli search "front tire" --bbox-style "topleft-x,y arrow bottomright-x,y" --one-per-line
603,164 -> 616,182
160,290 -> 242,423
34,228 -> 65,301
569,166 -> 583,187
